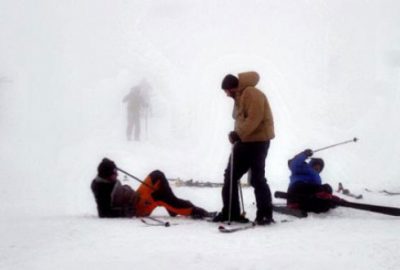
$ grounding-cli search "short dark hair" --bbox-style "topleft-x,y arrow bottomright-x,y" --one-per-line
309,158 -> 324,172
221,74 -> 239,90
97,158 -> 117,178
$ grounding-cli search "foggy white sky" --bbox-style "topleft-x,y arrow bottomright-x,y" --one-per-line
0,0 -> 399,214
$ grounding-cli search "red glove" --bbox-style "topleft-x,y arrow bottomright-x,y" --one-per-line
316,192 -> 342,202
315,191 -> 333,200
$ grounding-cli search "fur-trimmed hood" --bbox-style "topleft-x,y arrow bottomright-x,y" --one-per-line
238,71 -> 260,92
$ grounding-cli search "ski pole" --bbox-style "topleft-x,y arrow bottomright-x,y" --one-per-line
146,216 -> 171,227
239,168 -> 248,217
313,137 -> 358,153
116,167 -> 156,191
228,143 -> 237,224
238,180 -> 246,217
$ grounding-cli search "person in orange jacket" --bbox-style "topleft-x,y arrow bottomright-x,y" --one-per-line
91,158 -> 211,219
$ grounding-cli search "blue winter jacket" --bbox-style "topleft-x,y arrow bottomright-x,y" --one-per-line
289,152 -> 321,188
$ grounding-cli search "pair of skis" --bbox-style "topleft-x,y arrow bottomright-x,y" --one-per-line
274,191 -> 400,216
141,216 -> 258,233
141,211 -> 218,227
218,213 -> 298,233
142,192 -> 400,233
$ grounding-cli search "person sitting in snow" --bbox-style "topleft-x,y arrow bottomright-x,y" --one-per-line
91,158 -> 211,219
286,149 -> 339,213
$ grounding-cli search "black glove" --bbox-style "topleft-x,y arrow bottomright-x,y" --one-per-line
228,131 -> 241,144
191,206 -> 209,219
303,149 -> 313,157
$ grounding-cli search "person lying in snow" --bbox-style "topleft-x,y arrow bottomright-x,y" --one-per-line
286,149 -> 340,213
91,158 -> 211,219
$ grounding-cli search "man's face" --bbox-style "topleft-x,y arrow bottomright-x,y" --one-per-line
312,164 -> 322,173
109,169 -> 118,181
224,88 -> 236,98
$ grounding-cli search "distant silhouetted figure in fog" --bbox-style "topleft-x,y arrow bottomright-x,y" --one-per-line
123,79 -> 151,141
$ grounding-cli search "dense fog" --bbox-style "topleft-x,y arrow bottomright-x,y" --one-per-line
1,0 -> 399,216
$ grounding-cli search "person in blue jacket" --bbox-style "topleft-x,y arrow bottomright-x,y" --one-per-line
287,149 -> 338,213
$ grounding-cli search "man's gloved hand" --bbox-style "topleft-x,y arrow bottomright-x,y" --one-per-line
303,149 -> 313,157
229,131 -> 241,144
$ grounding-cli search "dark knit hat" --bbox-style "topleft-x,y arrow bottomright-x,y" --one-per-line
97,158 -> 117,178
309,158 -> 324,172
221,74 -> 239,90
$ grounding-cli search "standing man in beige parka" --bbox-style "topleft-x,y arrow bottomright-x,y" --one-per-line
213,71 -> 275,225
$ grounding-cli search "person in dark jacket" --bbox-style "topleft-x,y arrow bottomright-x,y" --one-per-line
91,158 -> 211,218
213,72 -> 275,225
287,149 -> 338,213
91,158 -> 137,217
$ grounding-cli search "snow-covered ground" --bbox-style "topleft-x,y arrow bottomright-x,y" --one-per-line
1,1 -> 399,269
1,187 -> 399,270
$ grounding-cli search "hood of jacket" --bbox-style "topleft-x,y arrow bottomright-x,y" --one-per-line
238,71 -> 260,92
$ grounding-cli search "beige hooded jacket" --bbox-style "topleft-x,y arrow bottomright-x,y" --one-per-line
233,71 -> 275,142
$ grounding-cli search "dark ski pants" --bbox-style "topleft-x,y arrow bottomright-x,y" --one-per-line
221,141 -> 272,219
287,182 -> 333,213
135,170 -> 194,217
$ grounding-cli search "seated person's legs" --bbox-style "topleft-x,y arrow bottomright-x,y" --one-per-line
287,182 -> 332,213
141,170 -> 209,218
